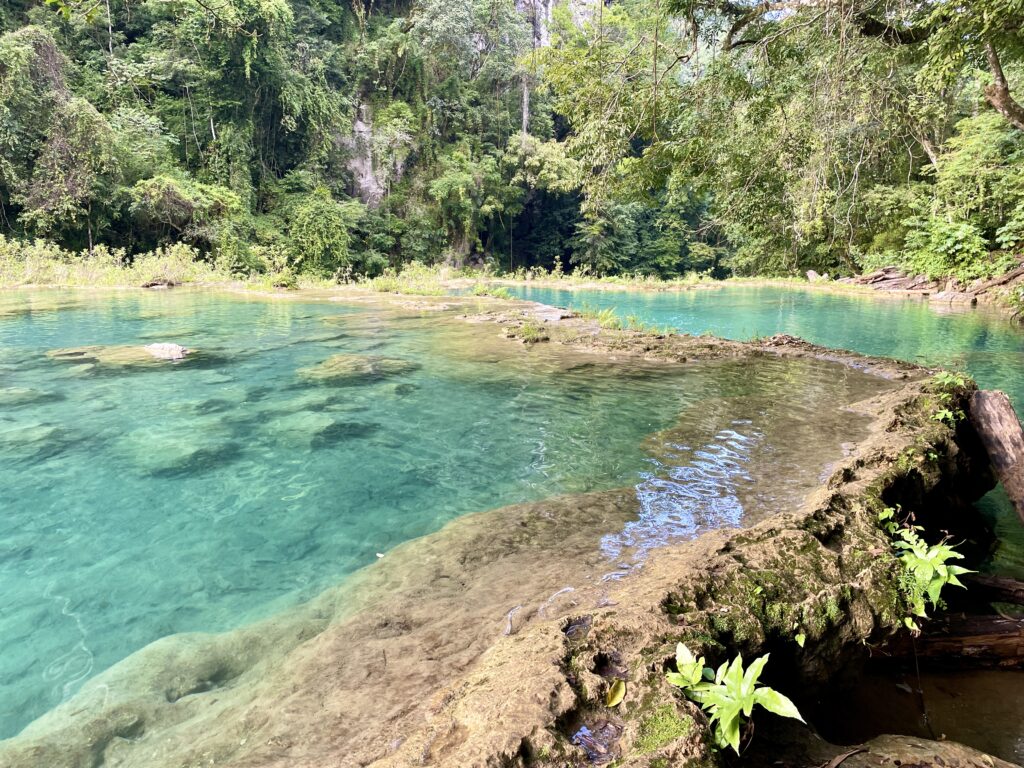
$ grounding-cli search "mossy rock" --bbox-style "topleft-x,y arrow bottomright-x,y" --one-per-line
634,705 -> 692,755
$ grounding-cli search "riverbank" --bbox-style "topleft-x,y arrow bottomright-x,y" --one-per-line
0,288 -> 1008,767
3,238 -> 1023,322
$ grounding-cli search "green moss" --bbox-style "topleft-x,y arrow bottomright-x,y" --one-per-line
635,705 -> 692,754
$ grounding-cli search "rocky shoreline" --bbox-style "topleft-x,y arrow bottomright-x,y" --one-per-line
0,292 -> 1008,768
833,263 -> 1024,319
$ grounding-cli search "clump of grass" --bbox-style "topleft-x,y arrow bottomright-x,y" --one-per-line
622,314 -> 668,334
366,261 -> 448,295
513,319 -> 550,343
0,236 -> 237,287
571,304 -> 668,334
573,303 -> 623,329
468,282 -> 514,300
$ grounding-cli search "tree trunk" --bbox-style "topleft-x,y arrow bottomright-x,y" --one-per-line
521,75 -> 530,135
964,574 -> 1024,606
984,41 -> 1024,132
969,390 -> 1024,523
882,614 -> 1024,667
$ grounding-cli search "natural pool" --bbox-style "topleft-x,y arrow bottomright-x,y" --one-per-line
506,284 -> 1024,575
0,289 -> 888,743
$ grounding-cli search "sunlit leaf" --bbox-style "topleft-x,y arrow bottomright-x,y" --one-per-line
606,679 -> 626,708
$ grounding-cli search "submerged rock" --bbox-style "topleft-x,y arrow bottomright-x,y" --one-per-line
0,296 -> 82,320
0,423 -> 68,462
0,387 -> 58,407
115,424 -> 237,475
47,344 -> 194,368
297,353 -> 419,383
268,409 -> 379,448
269,410 -> 339,447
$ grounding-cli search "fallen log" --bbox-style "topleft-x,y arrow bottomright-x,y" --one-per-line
963,573 -> 1024,606
969,390 -> 1024,523
880,613 -> 1024,667
968,262 -> 1024,295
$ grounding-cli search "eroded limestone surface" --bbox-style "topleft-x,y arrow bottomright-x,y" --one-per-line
0,300 -> 1000,768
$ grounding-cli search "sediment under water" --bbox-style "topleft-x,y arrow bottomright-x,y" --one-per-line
0,288 -> 892,760
505,284 -> 1024,577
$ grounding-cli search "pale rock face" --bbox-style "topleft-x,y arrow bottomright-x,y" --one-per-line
516,0 -> 557,47
344,103 -> 386,207
144,343 -> 190,361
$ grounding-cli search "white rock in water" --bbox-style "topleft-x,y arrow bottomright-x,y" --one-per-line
145,343 -> 190,361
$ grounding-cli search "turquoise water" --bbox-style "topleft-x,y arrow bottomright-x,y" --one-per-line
0,289 -> 880,740
507,284 -> 1024,572
506,286 -> 1024,408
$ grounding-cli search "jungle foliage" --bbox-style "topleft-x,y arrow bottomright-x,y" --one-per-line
1,0 -> 1023,280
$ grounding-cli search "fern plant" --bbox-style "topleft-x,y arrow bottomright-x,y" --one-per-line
666,644 -> 803,754
878,508 -> 973,631
895,525 -> 972,630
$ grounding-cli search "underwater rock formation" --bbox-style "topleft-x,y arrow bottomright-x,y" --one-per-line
47,344 -> 194,368
297,353 -> 419,383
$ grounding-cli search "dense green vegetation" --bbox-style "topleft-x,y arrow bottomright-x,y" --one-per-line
1,0 -> 1023,281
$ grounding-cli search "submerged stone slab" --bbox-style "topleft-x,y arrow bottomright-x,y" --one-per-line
115,424 -> 237,475
0,295 -> 82,320
47,344 -> 194,368
0,387 -> 57,407
0,423 -> 68,462
297,353 -> 419,383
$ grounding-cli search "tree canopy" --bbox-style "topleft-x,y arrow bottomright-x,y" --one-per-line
0,0 -> 1021,280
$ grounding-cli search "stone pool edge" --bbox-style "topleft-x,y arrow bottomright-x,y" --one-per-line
0,292 -> 1004,768
367,297 -> 1004,766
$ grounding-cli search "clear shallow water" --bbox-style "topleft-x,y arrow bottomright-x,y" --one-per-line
506,286 -> 1024,405
0,289 -> 881,740
507,284 -> 1024,574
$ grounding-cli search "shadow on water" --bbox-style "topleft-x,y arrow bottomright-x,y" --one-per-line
808,663 -> 1024,765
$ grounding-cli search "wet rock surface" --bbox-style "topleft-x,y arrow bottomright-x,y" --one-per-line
144,342 -> 189,360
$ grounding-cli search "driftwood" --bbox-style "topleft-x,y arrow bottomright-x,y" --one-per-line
963,573 -> 1024,606
881,613 -> 1024,667
969,390 -> 1024,523
967,262 -> 1024,295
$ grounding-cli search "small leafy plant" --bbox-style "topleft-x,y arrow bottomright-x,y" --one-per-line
574,303 -> 624,329
666,644 -> 803,754
929,372 -> 969,424
877,507 -> 973,631
933,371 -> 968,390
